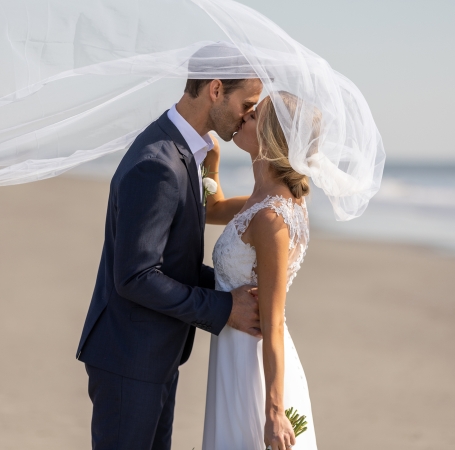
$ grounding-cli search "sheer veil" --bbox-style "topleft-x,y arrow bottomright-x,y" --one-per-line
0,0 -> 385,220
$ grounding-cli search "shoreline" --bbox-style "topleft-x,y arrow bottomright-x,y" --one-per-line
0,176 -> 454,449
66,171 -> 455,258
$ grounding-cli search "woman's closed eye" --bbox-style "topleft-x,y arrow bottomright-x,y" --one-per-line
243,102 -> 256,113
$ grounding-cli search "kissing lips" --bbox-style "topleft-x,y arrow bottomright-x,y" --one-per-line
233,121 -> 243,136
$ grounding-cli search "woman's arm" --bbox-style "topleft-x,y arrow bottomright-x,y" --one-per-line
248,209 -> 296,450
204,134 -> 249,225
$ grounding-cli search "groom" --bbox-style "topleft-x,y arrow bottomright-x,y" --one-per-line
76,43 -> 263,450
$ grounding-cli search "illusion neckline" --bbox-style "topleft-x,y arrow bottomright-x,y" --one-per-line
233,194 -> 306,221
230,194 -> 307,251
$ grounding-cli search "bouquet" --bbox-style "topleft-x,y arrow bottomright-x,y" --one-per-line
285,407 -> 308,437
192,407 -> 307,450
265,407 -> 307,450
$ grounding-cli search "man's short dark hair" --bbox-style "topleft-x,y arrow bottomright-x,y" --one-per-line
184,79 -> 246,98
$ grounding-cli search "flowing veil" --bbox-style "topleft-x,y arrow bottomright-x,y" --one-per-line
0,0 -> 385,220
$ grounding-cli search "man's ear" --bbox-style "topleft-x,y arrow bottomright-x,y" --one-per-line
208,79 -> 223,102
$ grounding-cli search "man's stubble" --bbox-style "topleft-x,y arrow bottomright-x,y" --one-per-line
208,97 -> 241,142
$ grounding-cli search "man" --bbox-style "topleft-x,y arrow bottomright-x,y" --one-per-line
76,43 -> 263,449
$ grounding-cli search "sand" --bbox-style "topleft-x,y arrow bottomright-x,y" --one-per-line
0,176 -> 454,450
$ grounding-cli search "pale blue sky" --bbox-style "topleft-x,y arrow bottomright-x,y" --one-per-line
239,0 -> 455,163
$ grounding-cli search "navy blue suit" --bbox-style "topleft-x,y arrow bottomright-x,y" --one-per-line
77,111 -> 233,449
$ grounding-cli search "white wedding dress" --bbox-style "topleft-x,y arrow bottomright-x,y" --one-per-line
202,195 -> 318,450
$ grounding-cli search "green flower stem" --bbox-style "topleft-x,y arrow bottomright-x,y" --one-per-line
193,407 -> 308,449
264,407 -> 308,449
285,407 -> 308,438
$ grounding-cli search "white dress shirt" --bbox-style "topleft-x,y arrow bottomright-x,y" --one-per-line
167,104 -> 214,200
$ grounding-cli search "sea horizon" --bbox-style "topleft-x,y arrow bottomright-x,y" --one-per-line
68,152 -> 455,256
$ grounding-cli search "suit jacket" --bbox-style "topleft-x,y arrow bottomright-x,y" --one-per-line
76,111 -> 233,384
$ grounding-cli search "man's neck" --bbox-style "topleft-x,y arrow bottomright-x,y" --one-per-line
175,96 -> 211,136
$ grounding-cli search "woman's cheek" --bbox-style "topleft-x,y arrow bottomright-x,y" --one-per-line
249,124 -> 259,144
246,123 -> 255,139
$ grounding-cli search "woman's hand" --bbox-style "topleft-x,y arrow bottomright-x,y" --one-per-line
203,133 -> 249,225
208,132 -> 220,154
264,409 -> 296,450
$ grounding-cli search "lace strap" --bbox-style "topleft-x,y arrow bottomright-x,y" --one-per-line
234,195 -> 308,249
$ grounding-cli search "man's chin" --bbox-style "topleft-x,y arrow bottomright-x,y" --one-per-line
218,132 -> 235,142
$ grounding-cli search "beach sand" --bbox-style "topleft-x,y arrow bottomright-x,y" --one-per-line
0,176 -> 454,450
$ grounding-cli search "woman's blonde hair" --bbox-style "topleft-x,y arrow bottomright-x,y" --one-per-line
257,91 -> 322,198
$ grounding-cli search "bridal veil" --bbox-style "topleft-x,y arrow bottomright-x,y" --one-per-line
0,0 -> 385,220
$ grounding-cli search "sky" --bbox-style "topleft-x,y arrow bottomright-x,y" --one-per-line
236,0 -> 455,163
3,0 -> 452,168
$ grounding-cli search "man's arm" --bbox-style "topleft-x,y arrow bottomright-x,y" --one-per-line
199,264 -> 215,289
113,157 -> 232,335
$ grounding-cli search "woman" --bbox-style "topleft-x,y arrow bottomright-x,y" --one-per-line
202,92 -> 320,450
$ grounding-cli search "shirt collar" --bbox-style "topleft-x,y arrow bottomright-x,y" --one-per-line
167,104 -> 214,161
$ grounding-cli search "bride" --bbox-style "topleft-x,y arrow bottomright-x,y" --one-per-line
202,91 -> 319,450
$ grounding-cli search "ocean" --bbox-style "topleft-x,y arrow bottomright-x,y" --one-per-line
71,150 -> 455,256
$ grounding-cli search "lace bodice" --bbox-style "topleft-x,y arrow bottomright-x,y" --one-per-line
213,195 -> 309,293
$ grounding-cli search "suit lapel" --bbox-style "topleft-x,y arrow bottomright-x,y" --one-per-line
157,112 -> 204,229
179,149 -> 204,228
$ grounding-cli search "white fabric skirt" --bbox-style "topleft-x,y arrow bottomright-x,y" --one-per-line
202,324 -> 318,450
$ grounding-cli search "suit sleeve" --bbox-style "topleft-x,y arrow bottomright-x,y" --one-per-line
113,157 -> 232,335
199,264 -> 216,289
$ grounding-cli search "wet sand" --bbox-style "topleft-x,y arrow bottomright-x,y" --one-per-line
0,176 -> 454,449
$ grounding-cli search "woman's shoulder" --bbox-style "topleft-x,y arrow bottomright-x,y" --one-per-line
245,189 -> 308,246
265,196 -> 305,222
246,207 -> 290,253
248,192 -> 303,229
